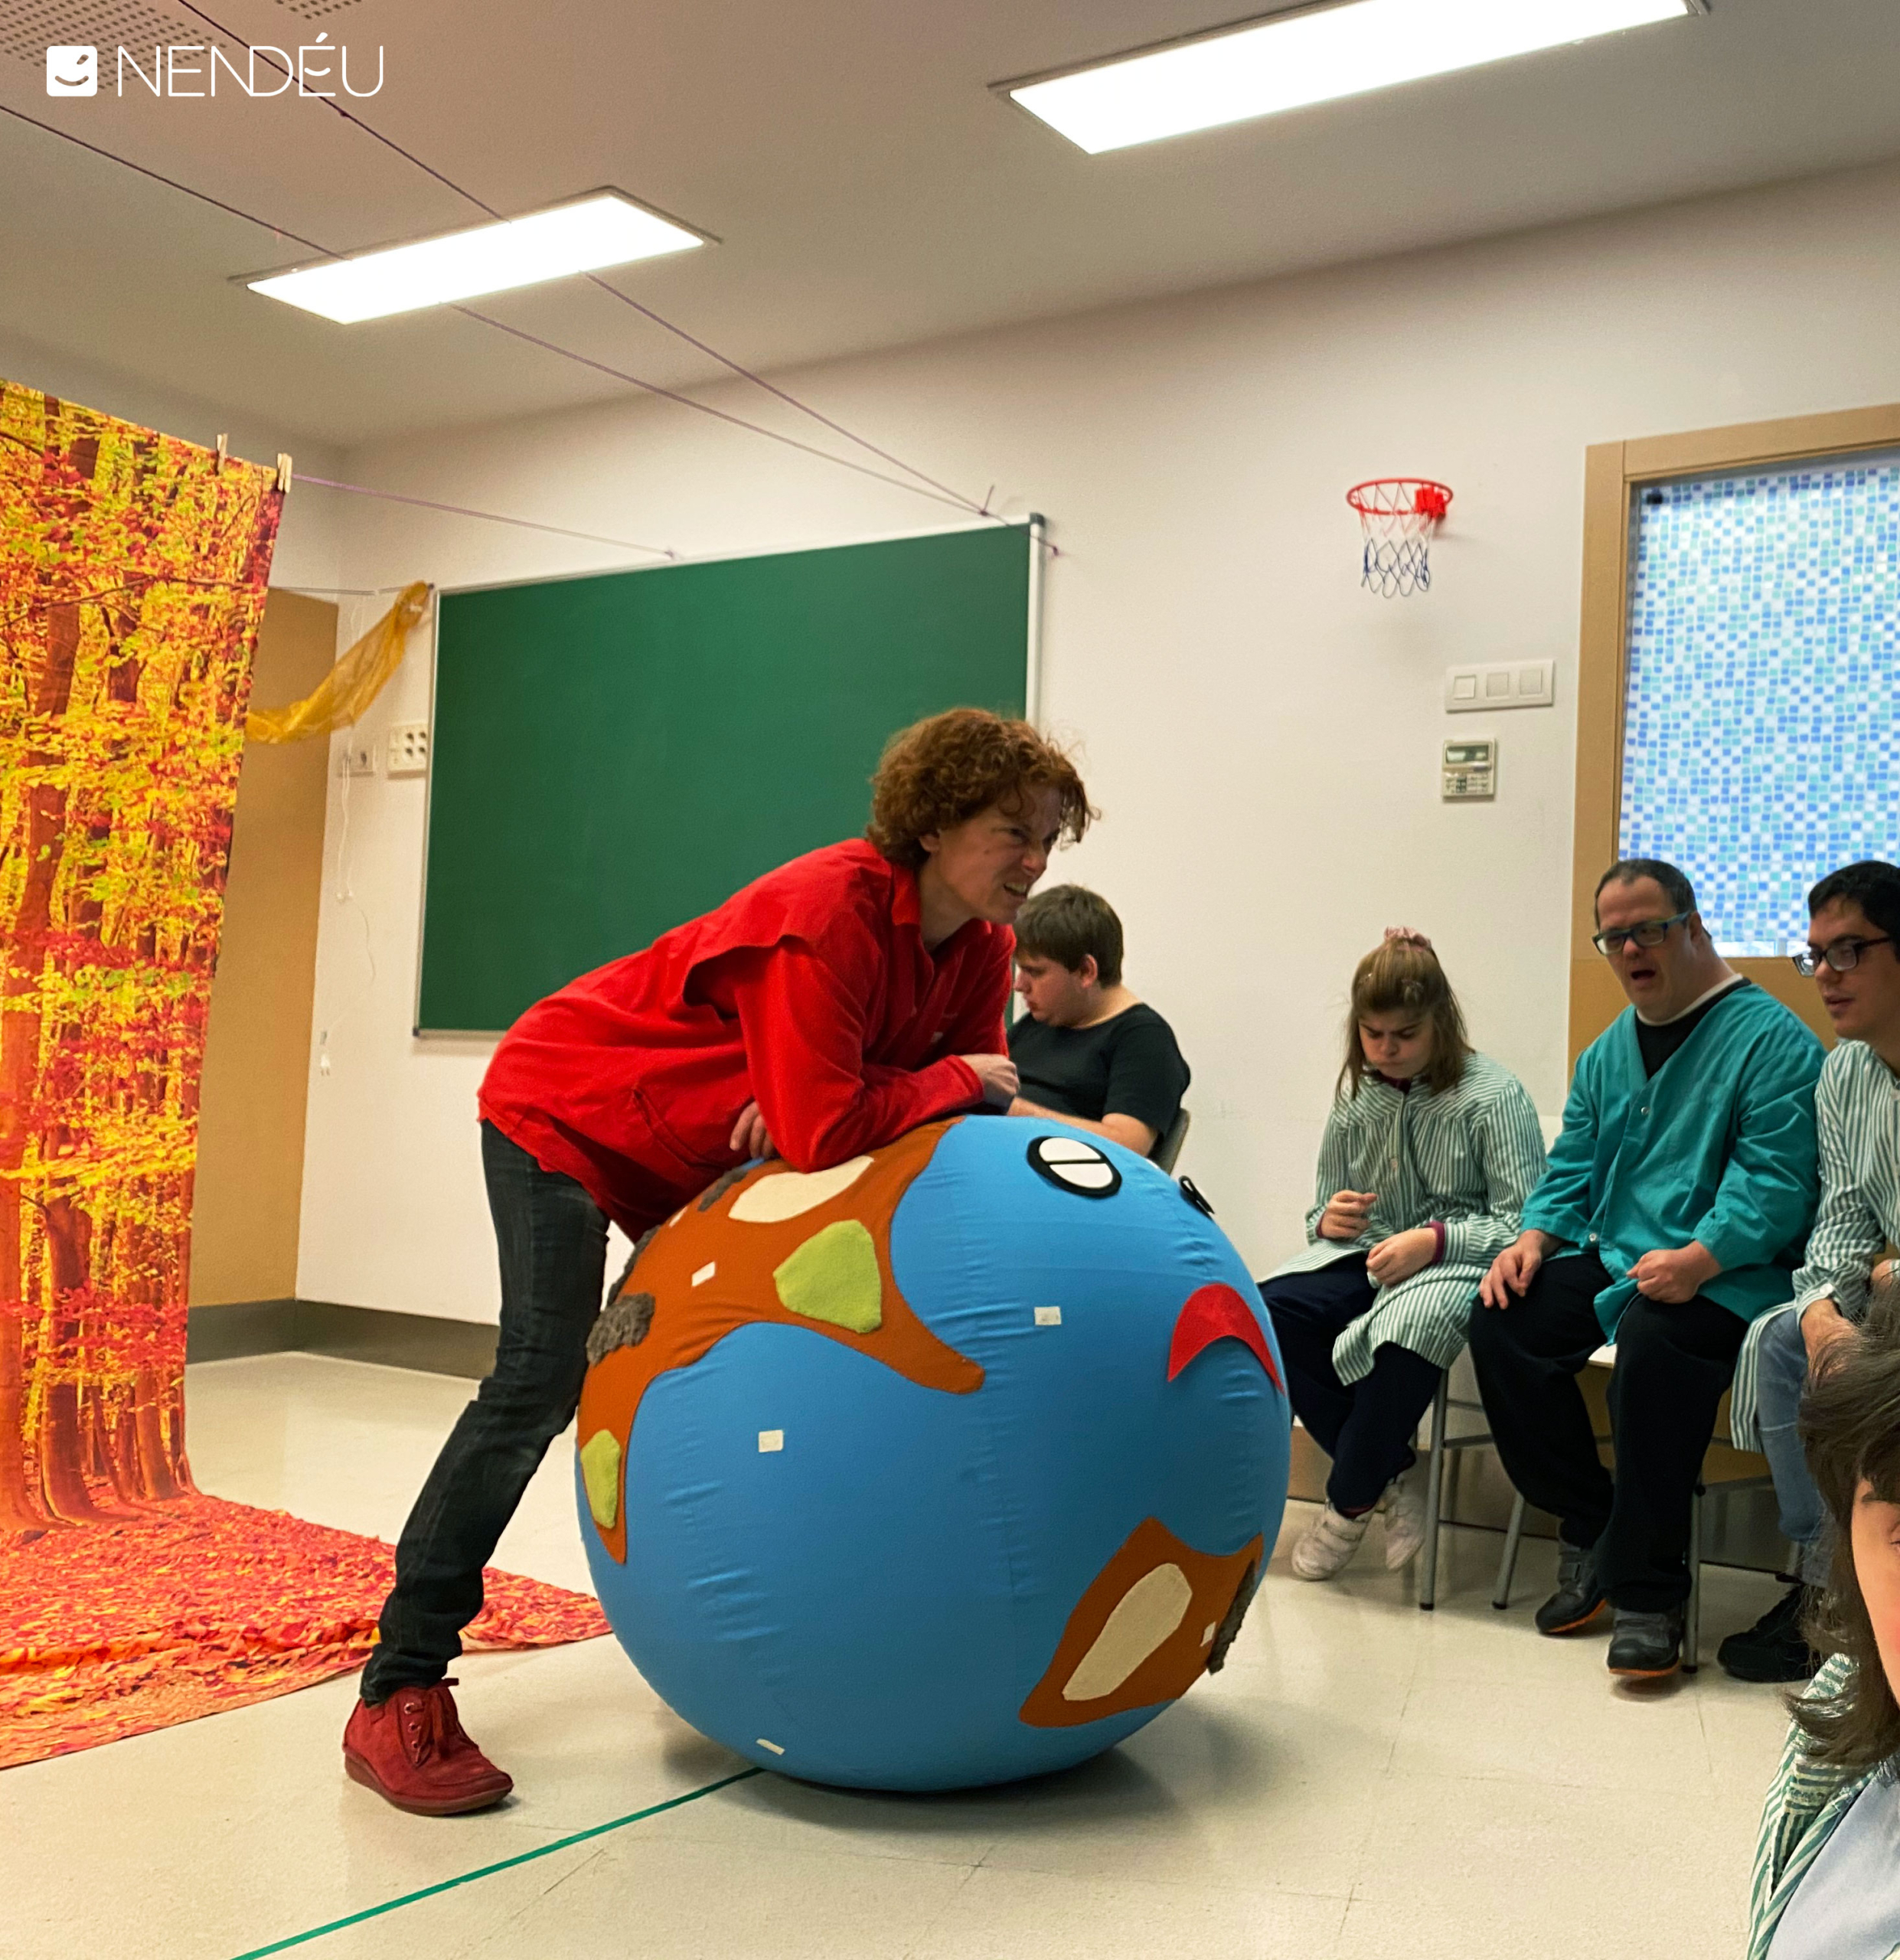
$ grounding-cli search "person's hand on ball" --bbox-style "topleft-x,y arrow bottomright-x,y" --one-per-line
728,1100 -> 779,1161
961,1054 -> 1020,1109
1366,1227 -> 1436,1288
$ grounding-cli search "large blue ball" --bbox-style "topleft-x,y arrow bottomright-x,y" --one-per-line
578,1116 -> 1288,1791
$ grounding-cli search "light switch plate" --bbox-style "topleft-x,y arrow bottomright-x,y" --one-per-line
1445,659 -> 1554,713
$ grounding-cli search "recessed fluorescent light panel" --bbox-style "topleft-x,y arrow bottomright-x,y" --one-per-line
1007,0 -> 1699,155
249,192 -> 704,324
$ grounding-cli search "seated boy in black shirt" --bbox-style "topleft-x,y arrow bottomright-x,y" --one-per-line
1007,885 -> 1190,1160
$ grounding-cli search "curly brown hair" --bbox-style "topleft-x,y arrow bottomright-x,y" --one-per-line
866,709 -> 1092,868
1337,933 -> 1473,1099
1794,1275 -> 1900,1774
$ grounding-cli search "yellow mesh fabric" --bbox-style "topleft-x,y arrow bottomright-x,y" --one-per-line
245,580 -> 429,743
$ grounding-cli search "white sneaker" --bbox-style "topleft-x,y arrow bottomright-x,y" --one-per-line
1290,1504 -> 1370,1580
1381,1468 -> 1428,1571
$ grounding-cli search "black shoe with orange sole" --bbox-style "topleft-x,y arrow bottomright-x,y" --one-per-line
1535,1542 -> 1606,1635
1607,1606 -> 1685,1679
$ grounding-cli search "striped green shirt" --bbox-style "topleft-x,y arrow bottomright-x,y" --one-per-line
1749,1653 -> 1897,1960
1733,1039 -> 1900,1448
1264,1052 -> 1546,1380
1791,1040 -> 1900,1317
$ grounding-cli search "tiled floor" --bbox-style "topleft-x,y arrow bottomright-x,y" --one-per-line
3,1354 -> 1791,1959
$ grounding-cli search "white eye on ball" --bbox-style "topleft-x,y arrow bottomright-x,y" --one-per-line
1027,1135 -> 1122,1200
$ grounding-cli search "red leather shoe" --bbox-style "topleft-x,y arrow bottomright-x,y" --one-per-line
343,1679 -> 514,1815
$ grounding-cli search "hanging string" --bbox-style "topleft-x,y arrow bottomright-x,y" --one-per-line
165,0 -> 987,515
0,106 -> 298,237
452,312 -> 985,516
0,100 -> 997,522
295,476 -> 676,557
576,274 -> 985,512
274,583 -> 429,597
316,721 -> 378,1078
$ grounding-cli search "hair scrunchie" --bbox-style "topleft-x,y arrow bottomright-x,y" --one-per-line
1383,926 -> 1434,951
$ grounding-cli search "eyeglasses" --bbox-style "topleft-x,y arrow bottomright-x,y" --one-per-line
1791,936 -> 1895,977
1591,911 -> 1690,957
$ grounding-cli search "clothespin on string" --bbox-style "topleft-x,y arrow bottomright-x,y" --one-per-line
214,432 -> 228,473
275,452 -> 294,494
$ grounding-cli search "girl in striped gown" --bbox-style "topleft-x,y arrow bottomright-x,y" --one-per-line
1260,932 -> 1546,1581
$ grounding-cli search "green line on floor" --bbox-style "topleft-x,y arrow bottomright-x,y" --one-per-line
227,1765 -> 763,1958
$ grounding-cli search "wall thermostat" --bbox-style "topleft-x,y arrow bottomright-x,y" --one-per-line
1443,738 -> 1497,800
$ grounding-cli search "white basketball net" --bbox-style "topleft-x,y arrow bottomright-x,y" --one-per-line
1350,481 -> 1451,598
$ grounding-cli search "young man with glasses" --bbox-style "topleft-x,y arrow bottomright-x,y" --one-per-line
1470,859 -> 1823,1680
1722,859 -> 1900,1683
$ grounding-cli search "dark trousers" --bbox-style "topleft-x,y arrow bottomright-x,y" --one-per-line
1466,1251 -> 1746,1612
362,1122 -> 609,1701
1260,1259 -> 1444,1514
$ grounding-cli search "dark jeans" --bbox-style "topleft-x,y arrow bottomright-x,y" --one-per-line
1466,1250 -> 1746,1613
1260,1258 -> 1444,1514
362,1122 -> 609,1701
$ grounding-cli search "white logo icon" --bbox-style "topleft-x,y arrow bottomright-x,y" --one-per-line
46,45 -> 97,95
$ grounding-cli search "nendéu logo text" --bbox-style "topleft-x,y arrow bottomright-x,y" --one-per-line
45,35 -> 384,98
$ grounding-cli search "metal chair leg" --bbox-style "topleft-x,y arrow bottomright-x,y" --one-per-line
1493,1491 -> 1526,1609
1419,1375 -> 1448,1612
1683,1485 -> 1702,1674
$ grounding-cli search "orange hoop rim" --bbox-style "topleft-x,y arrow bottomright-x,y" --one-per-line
1346,478 -> 1454,521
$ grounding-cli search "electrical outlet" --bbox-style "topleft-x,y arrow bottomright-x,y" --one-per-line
336,740 -> 374,778
387,722 -> 430,777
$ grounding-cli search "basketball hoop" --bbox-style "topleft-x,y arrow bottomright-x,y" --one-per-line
1347,479 -> 1454,598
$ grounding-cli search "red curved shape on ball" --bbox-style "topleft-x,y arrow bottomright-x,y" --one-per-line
1167,1282 -> 1281,1393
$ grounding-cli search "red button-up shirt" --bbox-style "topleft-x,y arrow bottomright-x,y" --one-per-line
478,839 -> 1011,1233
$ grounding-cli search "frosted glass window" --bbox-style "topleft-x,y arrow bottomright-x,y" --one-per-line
1619,460 -> 1900,956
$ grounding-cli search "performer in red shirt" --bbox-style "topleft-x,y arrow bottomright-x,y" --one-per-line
344,708 -> 1091,1815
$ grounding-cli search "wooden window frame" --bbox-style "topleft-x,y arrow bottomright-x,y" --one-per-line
1569,403 -> 1900,1065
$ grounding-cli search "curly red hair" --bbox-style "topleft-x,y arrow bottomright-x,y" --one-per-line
867,709 -> 1092,868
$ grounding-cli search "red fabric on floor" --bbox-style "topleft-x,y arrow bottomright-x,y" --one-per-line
0,1494 -> 607,1770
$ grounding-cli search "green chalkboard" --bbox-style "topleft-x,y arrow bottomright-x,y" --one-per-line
418,522 -> 1036,1032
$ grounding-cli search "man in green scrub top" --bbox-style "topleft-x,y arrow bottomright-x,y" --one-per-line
1471,859 -> 1823,1681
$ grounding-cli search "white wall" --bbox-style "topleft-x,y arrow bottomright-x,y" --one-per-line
0,325 -> 346,596
298,156 -> 1900,1321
